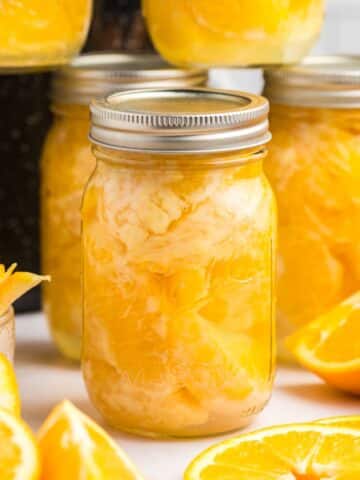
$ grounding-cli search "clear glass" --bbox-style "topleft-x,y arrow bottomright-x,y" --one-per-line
265,105 -> 360,361
0,1 -> 92,69
142,0 -> 324,67
41,104 -> 95,361
0,308 -> 15,361
82,146 -> 276,437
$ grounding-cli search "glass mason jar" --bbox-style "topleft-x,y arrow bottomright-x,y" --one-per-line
0,0 -> 92,70
41,53 -> 207,361
142,0 -> 324,67
264,56 -> 360,361
82,88 -> 276,437
0,308 -> 15,361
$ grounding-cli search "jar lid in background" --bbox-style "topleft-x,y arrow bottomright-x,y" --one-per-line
90,87 -> 271,154
264,56 -> 360,109
52,53 -> 208,105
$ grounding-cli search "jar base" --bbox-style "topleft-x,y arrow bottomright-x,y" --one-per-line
90,393 -> 272,439
0,49 -> 82,74
104,414 -> 258,440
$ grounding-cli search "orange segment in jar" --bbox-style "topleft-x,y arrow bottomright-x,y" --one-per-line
186,0 -> 288,36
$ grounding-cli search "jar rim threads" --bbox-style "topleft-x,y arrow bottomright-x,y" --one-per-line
90,87 -> 271,154
52,53 -> 207,105
265,55 -> 360,109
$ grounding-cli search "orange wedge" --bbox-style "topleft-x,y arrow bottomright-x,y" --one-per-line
38,400 -> 143,480
184,423 -> 360,480
287,290 -> 360,395
0,264 -> 50,316
0,353 -> 20,416
317,415 -> 360,429
0,408 -> 39,480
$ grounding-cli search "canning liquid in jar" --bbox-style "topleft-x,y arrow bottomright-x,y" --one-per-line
41,54 -> 207,360
142,0 -> 324,67
264,56 -> 360,361
82,88 -> 276,437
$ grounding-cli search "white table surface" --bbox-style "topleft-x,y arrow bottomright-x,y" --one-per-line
15,311 -> 359,480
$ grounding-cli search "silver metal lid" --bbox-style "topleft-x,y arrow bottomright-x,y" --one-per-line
52,53 -> 207,105
89,88 -> 271,154
264,56 -> 360,109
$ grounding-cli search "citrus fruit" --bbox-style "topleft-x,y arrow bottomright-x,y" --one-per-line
38,400 -> 143,480
287,290 -> 360,394
0,408 -> 39,480
0,263 -> 50,316
0,353 -> 20,416
184,423 -> 360,480
318,415 -> 360,429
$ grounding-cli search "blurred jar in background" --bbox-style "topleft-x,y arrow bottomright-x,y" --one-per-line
0,0 -> 92,70
41,53 -> 207,361
264,57 -> 360,361
0,74 -> 51,312
82,88 -> 276,437
142,0 -> 324,67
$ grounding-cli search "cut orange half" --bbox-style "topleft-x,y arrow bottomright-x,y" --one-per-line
0,353 -> 21,416
317,415 -> 360,430
287,290 -> 360,395
0,264 -> 50,316
38,400 -> 143,480
184,423 -> 360,480
0,408 -> 39,480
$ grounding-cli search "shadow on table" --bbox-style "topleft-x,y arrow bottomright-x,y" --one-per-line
278,381 -> 356,406
15,338 -> 78,371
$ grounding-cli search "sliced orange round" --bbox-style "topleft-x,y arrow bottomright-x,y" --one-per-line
38,400 -> 143,480
0,408 -> 39,480
0,353 -> 21,416
184,423 -> 360,480
287,290 -> 360,395
0,263 -> 50,316
317,415 -> 360,429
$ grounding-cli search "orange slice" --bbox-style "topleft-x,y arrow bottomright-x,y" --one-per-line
184,423 -> 360,480
287,290 -> 360,395
317,415 -> 360,429
0,353 -> 20,416
0,264 -> 50,316
38,400 -> 143,480
0,408 -> 39,480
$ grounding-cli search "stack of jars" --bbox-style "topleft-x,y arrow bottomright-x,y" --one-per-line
10,0 -> 360,439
